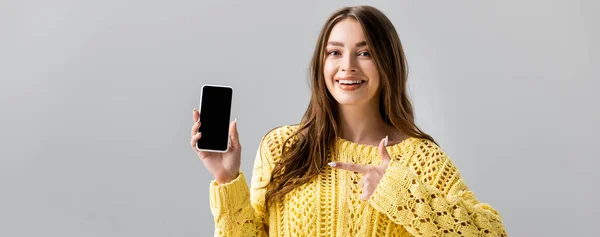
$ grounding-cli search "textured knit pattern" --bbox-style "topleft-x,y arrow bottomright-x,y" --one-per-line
209,125 -> 507,236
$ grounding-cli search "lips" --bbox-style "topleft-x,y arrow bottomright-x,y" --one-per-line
335,78 -> 366,91
335,77 -> 366,84
336,79 -> 365,85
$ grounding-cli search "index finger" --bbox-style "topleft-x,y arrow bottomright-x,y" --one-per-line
329,161 -> 369,174
192,108 -> 199,123
379,136 -> 391,167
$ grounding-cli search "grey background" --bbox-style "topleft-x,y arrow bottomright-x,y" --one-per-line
1,0 -> 598,236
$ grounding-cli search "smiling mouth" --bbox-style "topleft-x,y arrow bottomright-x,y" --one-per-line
335,79 -> 366,85
335,79 -> 366,91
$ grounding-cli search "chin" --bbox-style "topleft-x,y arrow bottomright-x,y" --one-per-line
332,96 -> 369,106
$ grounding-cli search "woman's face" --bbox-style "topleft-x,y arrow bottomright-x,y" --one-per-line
324,18 -> 380,107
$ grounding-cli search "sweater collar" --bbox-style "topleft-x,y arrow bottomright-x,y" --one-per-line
333,136 -> 419,164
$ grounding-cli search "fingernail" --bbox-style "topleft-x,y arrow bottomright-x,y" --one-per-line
193,108 -> 197,112
234,118 -> 237,123
328,162 -> 337,167
384,136 -> 388,146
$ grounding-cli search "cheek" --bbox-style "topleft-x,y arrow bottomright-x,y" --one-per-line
363,62 -> 379,79
324,60 -> 336,76
323,60 -> 337,86
362,61 -> 380,87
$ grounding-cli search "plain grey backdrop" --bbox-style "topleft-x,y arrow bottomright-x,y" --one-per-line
2,0 -> 598,236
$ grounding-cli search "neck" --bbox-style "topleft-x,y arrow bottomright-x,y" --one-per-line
336,101 -> 389,146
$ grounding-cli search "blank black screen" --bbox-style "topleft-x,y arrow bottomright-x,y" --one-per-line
197,86 -> 233,151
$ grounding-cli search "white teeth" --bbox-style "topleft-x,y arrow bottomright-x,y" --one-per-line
338,80 -> 363,85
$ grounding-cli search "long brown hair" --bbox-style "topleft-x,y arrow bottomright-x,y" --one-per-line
264,5 -> 436,209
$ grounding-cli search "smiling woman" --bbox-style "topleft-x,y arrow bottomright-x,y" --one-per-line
192,5 -> 508,237
324,21 -> 380,104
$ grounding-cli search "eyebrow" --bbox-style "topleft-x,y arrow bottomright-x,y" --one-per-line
327,41 -> 367,47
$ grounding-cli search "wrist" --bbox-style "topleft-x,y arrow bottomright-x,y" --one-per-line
215,171 -> 240,185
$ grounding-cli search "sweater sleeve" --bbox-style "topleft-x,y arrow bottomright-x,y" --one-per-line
368,139 -> 508,237
208,144 -> 272,237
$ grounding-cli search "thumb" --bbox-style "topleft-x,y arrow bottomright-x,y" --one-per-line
229,118 -> 240,148
379,136 -> 391,167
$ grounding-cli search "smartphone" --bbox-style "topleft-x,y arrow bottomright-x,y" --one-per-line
196,84 -> 234,153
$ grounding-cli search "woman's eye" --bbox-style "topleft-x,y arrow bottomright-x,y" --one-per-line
358,51 -> 370,57
328,50 -> 341,56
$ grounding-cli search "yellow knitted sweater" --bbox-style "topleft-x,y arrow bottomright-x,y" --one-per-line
209,125 -> 507,236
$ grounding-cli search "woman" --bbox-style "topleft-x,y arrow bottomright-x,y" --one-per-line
190,5 -> 507,237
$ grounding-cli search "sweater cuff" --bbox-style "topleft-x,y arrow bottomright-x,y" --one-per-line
209,171 -> 250,215
368,160 -> 413,218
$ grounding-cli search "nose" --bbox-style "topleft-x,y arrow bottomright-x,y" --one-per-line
340,54 -> 357,73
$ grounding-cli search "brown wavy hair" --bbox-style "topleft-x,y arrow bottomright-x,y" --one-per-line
264,5 -> 436,209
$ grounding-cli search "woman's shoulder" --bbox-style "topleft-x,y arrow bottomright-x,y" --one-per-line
398,136 -> 450,164
400,137 -> 460,176
264,124 -> 300,137
258,124 -> 301,159
406,137 -> 443,152
260,124 -> 301,144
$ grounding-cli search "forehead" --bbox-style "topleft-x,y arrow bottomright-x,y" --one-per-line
326,18 -> 366,45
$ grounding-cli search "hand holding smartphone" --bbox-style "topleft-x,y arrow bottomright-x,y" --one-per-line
190,84 -> 241,184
